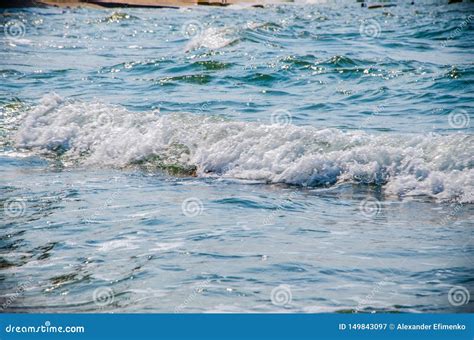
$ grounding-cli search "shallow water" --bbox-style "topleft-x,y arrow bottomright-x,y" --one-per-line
1,0 -> 473,313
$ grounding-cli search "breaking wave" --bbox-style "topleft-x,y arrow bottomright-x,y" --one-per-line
185,27 -> 237,51
12,94 -> 474,203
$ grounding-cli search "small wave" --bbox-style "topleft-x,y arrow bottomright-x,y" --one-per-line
12,94 -> 474,203
100,12 -> 140,24
185,27 -> 237,51
183,19 -> 290,52
156,74 -> 213,86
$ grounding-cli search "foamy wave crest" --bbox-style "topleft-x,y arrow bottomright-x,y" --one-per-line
185,27 -> 236,51
14,94 -> 474,203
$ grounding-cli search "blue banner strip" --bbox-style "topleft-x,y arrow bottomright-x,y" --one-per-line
0,314 -> 472,339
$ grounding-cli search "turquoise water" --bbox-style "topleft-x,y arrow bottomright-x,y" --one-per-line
1,1 -> 473,313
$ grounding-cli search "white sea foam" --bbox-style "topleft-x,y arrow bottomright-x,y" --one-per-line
185,27 -> 236,51
14,94 -> 474,202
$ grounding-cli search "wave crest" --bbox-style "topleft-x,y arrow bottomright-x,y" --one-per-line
13,94 -> 474,203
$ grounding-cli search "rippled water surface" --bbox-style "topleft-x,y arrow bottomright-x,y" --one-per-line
1,0 -> 473,313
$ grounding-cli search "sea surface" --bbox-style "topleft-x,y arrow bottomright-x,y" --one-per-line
0,0 -> 473,313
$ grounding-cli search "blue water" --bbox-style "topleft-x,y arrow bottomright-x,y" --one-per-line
0,1 -> 473,313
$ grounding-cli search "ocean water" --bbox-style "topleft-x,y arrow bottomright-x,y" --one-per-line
0,0 -> 473,313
